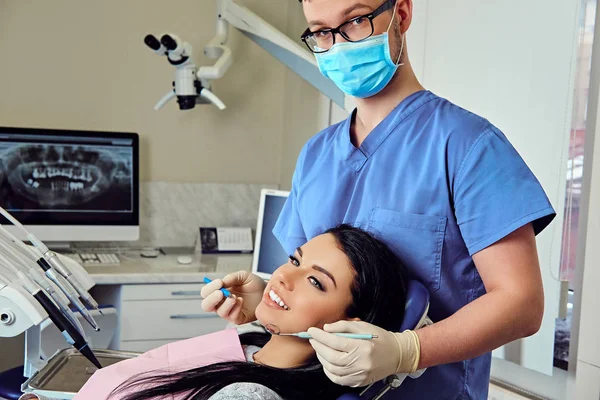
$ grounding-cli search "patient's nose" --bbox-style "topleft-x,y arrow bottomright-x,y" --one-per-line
277,266 -> 298,291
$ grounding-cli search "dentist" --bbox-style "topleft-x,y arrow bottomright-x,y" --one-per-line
202,0 -> 556,398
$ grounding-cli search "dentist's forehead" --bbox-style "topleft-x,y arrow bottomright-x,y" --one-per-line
302,0 -> 381,28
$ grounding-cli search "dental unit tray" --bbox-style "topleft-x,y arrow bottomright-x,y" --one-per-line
23,348 -> 139,399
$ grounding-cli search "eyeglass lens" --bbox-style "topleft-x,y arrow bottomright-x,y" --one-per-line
305,16 -> 374,52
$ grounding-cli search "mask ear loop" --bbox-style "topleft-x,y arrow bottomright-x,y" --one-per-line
386,1 -> 405,67
396,33 -> 405,66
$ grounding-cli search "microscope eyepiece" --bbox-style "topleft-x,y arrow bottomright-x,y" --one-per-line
144,34 -> 161,51
161,34 -> 178,51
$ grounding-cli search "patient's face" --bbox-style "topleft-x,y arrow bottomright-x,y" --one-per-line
255,233 -> 356,334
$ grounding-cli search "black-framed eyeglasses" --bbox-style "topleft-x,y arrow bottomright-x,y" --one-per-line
300,0 -> 396,54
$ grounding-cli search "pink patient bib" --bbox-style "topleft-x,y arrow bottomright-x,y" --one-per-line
74,328 -> 245,400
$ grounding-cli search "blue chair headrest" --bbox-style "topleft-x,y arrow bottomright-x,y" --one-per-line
335,280 -> 430,400
399,280 -> 430,332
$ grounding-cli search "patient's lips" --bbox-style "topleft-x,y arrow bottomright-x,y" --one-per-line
268,289 -> 289,310
262,287 -> 290,311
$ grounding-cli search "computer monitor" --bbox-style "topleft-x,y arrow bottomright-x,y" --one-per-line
0,126 -> 139,243
252,189 -> 290,279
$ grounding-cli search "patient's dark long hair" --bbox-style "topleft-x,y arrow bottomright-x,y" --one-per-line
111,224 -> 407,400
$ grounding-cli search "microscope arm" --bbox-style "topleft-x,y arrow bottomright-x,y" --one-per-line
204,0 -> 348,111
148,0 -> 349,112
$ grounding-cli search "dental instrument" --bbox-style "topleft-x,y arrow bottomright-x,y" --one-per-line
0,260 -> 102,368
203,277 -> 232,298
18,271 -> 102,369
0,228 -> 100,331
0,245 -> 83,336
264,324 -> 378,340
28,268 -> 86,338
0,207 -> 103,319
0,206 -> 104,374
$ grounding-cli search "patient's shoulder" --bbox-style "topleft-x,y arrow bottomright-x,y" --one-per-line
209,382 -> 283,400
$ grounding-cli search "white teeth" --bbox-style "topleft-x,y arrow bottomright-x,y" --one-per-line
269,290 -> 289,310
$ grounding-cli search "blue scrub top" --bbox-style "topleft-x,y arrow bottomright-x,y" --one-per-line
273,90 -> 556,399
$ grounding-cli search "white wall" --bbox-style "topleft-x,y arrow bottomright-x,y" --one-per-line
278,3 -> 329,190
0,0 -> 291,184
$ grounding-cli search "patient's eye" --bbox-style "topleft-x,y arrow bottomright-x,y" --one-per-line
309,277 -> 324,291
289,255 -> 300,266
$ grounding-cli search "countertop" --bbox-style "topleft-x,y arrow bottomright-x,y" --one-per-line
83,253 -> 254,285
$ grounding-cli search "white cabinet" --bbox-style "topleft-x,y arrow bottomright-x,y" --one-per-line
120,299 -> 227,342
91,282 -> 229,353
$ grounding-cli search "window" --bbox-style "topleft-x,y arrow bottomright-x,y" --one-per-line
554,0 -> 597,372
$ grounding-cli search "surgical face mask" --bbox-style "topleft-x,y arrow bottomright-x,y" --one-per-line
315,8 -> 404,99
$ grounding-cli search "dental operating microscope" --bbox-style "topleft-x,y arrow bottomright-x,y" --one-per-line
0,206 -> 103,380
145,0 -> 348,112
144,32 -> 227,111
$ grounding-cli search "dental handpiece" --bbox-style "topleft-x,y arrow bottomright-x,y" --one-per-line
0,240 -> 94,334
38,260 -> 100,332
26,234 -> 102,314
41,250 -> 101,313
0,207 -> 102,316
29,269 -> 86,338
19,273 -> 102,369
0,231 -> 100,332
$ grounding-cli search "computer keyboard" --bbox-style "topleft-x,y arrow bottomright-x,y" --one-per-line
66,252 -> 120,265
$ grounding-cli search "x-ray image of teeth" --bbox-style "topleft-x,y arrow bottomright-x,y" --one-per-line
0,143 -> 133,211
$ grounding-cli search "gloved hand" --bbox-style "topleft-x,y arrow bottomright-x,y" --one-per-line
200,270 -> 267,325
307,320 -> 421,387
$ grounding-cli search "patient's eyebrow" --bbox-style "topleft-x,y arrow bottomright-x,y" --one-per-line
296,247 -> 337,287
312,265 -> 337,288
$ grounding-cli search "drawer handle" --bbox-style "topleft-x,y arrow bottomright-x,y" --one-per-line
169,314 -> 215,320
171,290 -> 202,296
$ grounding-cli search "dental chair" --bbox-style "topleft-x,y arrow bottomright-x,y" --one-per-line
337,280 -> 431,400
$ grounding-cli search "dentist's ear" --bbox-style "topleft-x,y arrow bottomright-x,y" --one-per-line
397,0 -> 414,34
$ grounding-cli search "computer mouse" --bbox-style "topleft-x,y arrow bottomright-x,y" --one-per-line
176,255 -> 193,265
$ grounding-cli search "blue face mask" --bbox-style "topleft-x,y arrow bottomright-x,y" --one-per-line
315,16 -> 404,98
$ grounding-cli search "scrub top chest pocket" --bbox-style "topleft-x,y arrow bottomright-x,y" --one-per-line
368,208 -> 447,293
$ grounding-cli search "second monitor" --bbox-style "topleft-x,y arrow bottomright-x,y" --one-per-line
252,189 -> 290,280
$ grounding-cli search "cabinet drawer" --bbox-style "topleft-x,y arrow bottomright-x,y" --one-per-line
120,299 -> 227,341
122,283 -> 205,301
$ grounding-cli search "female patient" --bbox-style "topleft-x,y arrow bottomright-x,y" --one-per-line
112,224 -> 408,400
22,224 -> 408,400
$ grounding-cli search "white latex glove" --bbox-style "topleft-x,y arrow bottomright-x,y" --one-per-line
200,270 -> 266,325
307,321 -> 421,387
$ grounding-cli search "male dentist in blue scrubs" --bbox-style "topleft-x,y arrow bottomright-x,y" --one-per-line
202,0 -> 556,398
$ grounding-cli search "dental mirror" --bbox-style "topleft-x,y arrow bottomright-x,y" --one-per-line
263,323 -> 377,340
